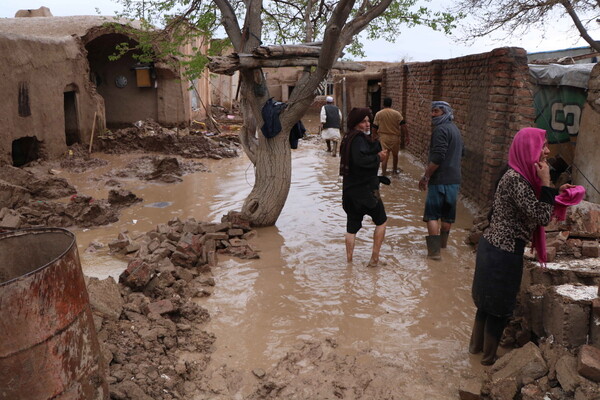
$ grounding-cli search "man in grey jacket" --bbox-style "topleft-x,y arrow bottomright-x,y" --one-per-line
418,101 -> 464,260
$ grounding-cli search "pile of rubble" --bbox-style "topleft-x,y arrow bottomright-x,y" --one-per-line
59,143 -> 109,173
110,155 -> 209,184
460,341 -> 600,399
94,119 -> 239,160
0,190 -> 142,229
467,200 -> 600,262
87,211 -> 259,399
0,163 -> 143,229
463,201 -> 600,399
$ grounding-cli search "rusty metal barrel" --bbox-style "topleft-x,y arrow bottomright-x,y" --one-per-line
0,228 -> 108,400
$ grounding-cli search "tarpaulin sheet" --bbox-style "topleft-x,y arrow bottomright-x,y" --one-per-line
529,63 -> 594,89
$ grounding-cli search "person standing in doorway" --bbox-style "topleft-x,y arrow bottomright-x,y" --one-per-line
320,96 -> 342,157
418,101 -> 464,260
372,97 -> 408,175
339,107 -> 388,267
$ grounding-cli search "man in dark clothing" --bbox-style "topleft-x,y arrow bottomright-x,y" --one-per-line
320,96 -> 342,156
340,107 -> 388,267
418,101 -> 464,260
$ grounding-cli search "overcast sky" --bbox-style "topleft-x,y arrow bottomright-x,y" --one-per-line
1,1 -> 597,62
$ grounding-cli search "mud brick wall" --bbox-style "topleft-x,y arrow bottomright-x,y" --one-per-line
382,47 -> 535,209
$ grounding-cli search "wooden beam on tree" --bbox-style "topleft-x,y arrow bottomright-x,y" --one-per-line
207,55 -> 240,75
253,45 -> 323,58
208,54 -> 365,75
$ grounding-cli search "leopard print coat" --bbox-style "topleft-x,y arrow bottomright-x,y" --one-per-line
483,169 -> 554,253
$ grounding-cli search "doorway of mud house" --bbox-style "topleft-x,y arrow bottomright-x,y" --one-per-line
11,137 -> 40,167
368,79 -> 382,114
64,89 -> 80,146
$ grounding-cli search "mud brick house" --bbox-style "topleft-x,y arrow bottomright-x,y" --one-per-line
0,11 -> 210,167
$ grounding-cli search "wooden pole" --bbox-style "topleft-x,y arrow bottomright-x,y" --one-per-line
88,111 -> 97,154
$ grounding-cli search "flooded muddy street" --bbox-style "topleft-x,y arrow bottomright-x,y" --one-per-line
68,137 -> 485,398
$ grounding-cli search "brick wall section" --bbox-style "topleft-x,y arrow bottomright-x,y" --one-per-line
382,47 -> 536,209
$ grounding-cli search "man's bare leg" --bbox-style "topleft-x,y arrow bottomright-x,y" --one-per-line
345,232 -> 356,262
381,152 -> 389,175
368,222 -> 387,267
392,152 -> 399,173
427,219 -> 440,236
441,221 -> 452,232
440,221 -> 452,248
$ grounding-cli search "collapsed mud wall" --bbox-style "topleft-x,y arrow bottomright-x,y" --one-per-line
0,33 -> 105,165
573,63 -> 600,204
382,47 -> 535,209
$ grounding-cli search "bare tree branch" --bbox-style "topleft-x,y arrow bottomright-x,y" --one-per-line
560,0 -> 600,52
213,0 -> 243,49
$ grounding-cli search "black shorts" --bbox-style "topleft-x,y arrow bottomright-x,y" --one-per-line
342,189 -> 387,234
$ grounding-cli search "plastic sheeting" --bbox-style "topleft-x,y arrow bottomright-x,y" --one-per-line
529,63 -> 595,89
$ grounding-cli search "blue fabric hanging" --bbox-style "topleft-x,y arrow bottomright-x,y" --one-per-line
261,98 -> 286,138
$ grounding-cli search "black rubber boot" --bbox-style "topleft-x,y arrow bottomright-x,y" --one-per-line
426,235 -> 441,260
441,230 -> 450,248
326,140 -> 332,152
481,330 -> 500,366
468,316 -> 485,354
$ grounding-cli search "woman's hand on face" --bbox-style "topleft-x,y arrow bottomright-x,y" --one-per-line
535,161 -> 551,187
558,183 -> 576,194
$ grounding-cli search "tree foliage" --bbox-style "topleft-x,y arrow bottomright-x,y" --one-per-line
260,0 -> 460,57
112,0 -> 462,226
454,0 -> 600,53
114,0 -> 461,74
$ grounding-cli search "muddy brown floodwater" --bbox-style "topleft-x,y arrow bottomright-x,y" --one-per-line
65,136 -> 487,398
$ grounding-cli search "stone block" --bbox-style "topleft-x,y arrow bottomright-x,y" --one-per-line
242,230 -> 258,241
87,276 -> 124,320
490,342 -> 548,387
147,238 -> 161,253
556,354 -> 582,394
207,250 -> 218,267
486,376 -> 518,400
119,259 -> 154,290
520,383 -> 545,400
0,209 -> 23,228
142,299 -> 175,316
561,201 -> 600,236
171,250 -> 196,268
578,345 -> 600,383
205,232 -> 229,241
157,223 -> 170,234
229,238 -> 248,247
543,285 -> 596,348
458,377 -> 481,400
125,242 -> 141,254
182,220 -> 199,234
227,228 -> 244,237
200,223 -> 216,233
213,222 -> 231,232
108,238 -> 129,253
582,241 -> 600,258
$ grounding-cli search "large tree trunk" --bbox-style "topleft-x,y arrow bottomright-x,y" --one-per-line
240,120 -> 292,226
237,69 -> 292,227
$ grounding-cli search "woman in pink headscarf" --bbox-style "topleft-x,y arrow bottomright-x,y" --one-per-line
468,127 -> 574,365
